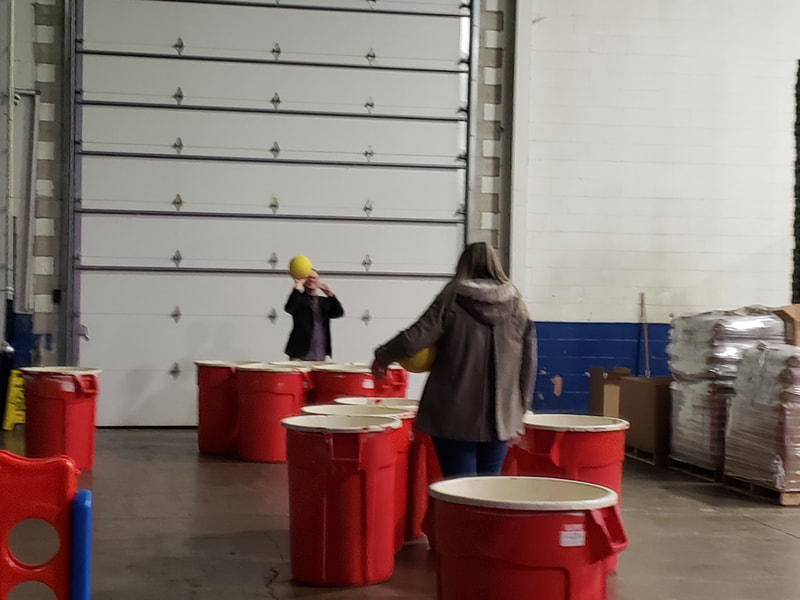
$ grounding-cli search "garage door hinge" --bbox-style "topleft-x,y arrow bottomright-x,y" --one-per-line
455,204 -> 466,217
272,43 -> 282,60
171,250 -> 183,267
173,37 -> 185,56
268,308 -> 278,324
271,93 -> 281,110
365,48 -> 377,65
363,146 -> 375,162
171,306 -> 182,323
270,142 -> 281,158
173,137 -> 184,154
363,200 -> 373,216
456,152 -> 467,163
361,310 -> 371,325
268,252 -> 279,268
269,195 -> 280,214
79,324 -> 90,342
362,254 -> 372,271
364,97 -> 375,113
169,363 -> 181,379
173,88 -> 184,105
172,194 -> 184,211
366,0 -> 377,8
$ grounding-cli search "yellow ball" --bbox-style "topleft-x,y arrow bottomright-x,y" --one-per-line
289,255 -> 313,279
399,346 -> 437,373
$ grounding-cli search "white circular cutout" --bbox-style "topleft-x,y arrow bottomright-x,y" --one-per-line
8,519 -> 60,566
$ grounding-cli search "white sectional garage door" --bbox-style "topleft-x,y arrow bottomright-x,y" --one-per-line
72,0 -> 472,425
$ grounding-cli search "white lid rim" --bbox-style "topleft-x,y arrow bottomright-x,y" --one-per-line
428,477 -> 619,511
281,414 -> 403,434
20,367 -> 102,376
522,414 -> 630,432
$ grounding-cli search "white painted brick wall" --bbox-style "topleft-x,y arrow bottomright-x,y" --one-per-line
516,0 -> 798,323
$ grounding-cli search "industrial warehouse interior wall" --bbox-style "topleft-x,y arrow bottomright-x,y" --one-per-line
513,0 -> 796,412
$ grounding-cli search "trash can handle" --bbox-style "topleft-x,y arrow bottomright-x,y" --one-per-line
73,374 -> 98,397
588,505 -> 628,560
548,431 -> 565,468
302,370 -> 315,391
389,368 -> 404,386
324,433 -> 364,466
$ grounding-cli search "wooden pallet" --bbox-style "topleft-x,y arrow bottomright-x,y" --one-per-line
668,457 -> 724,483
722,476 -> 800,507
624,446 -> 667,466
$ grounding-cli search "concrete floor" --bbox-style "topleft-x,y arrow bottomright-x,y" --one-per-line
3,428 -> 800,599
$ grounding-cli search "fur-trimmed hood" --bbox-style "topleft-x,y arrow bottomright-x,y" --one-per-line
455,279 -> 522,325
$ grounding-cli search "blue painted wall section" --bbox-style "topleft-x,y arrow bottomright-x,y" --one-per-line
533,321 -> 671,414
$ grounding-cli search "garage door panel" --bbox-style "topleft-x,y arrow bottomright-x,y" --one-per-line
80,55 -> 467,118
78,272 -> 443,317
78,274 -> 442,367
80,106 -> 465,163
79,215 -> 461,272
80,314 -> 291,368
82,0 -> 465,69
210,0 -> 464,16
92,369 -> 196,426
79,157 -> 464,218
80,312 -> 426,372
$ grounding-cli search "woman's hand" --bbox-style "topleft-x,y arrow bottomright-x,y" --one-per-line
371,360 -> 388,380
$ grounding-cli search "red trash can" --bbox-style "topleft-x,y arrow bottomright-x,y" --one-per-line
333,397 -> 434,542
282,414 -> 401,586
237,364 -> 310,463
430,477 -> 627,600
195,360 -> 255,455
21,367 -> 101,470
310,364 -> 376,404
410,430 -> 444,540
334,398 -> 437,543
302,403 -> 416,552
515,413 -> 630,572
269,361 -> 327,404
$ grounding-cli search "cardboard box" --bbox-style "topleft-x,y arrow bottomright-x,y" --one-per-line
775,305 -> 800,345
588,367 -> 631,418
619,377 -> 672,463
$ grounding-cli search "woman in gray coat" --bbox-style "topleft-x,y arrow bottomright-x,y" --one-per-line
372,242 -> 536,478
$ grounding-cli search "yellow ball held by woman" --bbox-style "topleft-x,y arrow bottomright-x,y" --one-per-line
289,255 -> 313,279
399,346 -> 437,373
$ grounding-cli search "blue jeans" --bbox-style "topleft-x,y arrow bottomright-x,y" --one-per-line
431,437 -> 509,478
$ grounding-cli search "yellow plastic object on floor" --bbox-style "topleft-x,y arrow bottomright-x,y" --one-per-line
2,370 -> 25,431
